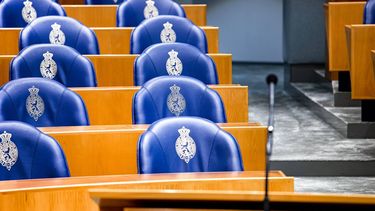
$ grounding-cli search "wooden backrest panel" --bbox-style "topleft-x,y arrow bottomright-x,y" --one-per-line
71,85 -> 248,125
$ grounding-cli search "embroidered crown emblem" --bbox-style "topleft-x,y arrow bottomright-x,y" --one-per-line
22,0 -> 37,24
144,0 -> 159,19
175,126 -> 196,163
43,51 -> 53,59
168,49 -> 178,58
49,23 -> 66,45
167,84 -> 186,116
0,131 -> 18,171
23,0 -> 32,7
26,86 -> 45,121
160,22 -> 176,43
163,22 -> 173,29
166,49 -> 183,76
40,51 -> 58,79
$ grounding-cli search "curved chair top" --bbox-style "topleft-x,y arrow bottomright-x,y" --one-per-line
134,43 -> 218,85
130,15 -> 207,54
117,0 -> 185,27
19,16 -> 100,54
0,78 -> 89,127
0,0 -> 66,27
0,121 -> 70,180
11,44 -> 97,87
132,76 -> 226,124
137,116 -> 244,174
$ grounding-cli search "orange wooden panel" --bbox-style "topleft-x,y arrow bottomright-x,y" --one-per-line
0,53 -> 232,87
0,171 -> 292,211
326,2 -> 364,72
63,4 -> 207,27
346,25 -> 375,99
40,123 -> 266,176
71,85 -> 248,125
0,27 -> 219,55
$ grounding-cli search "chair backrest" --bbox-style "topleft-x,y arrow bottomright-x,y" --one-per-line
19,16 -> 100,54
0,78 -> 89,127
132,76 -> 227,124
0,0 -> 66,27
117,0 -> 185,27
0,121 -> 70,180
11,44 -> 97,87
364,0 -> 375,24
134,43 -> 218,85
137,116 -> 244,174
85,0 -> 124,5
130,15 -> 207,54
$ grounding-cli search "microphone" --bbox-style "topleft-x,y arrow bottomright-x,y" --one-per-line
264,74 -> 278,211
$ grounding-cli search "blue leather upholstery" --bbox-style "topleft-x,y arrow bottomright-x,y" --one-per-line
0,121 -> 70,180
85,0 -> 124,5
137,116 -> 244,174
134,43 -> 218,85
0,78 -> 89,127
364,0 -> 375,23
117,0 -> 185,27
0,0 -> 66,27
11,44 -> 97,87
19,16 -> 100,54
132,76 -> 227,124
130,15 -> 207,54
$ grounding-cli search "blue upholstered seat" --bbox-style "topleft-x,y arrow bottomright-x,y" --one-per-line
0,121 -> 70,180
19,16 -> 100,54
130,15 -> 207,54
132,76 -> 226,124
117,0 -> 185,27
364,0 -> 375,23
85,0 -> 124,5
0,78 -> 89,127
0,0 -> 65,27
137,116 -> 244,174
134,43 -> 218,86
11,44 -> 97,87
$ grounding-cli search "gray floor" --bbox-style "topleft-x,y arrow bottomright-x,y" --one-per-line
232,64 -> 375,194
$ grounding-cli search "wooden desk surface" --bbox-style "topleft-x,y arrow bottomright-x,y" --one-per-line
90,189 -> 375,211
0,26 -> 219,55
64,4 -> 207,27
0,171 -> 294,211
40,123 -> 266,176
325,2 -> 364,72
0,53 -> 232,87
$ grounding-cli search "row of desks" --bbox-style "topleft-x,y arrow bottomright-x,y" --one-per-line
0,53 -> 232,86
0,26 -> 219,55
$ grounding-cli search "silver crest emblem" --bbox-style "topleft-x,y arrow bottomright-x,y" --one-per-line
21,0 -> 37,24
144,0 -> 159,19
0,131 -> 18,171
26,86 -> 45,121
160,22 -> 176,43
166,50 -> 183,76
167,84 -> 186,116
40,51 -> 57,79
49,23 -> 66,45
175,126 -> 196,163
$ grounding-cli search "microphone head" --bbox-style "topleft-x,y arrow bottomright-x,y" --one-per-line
266,74 -> 278,85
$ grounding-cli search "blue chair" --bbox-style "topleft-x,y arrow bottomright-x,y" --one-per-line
85,0 -> 124,5
0,78 -> 89,127
130,15 -> 207,54
364,0 -> 375,23
0,0 -> 65,27
11,44 -> 97,87
134,43 -> 218,85
19,16 -> 100,54
137,116 -> 244,174
0,121 -> 70,180
117,0 -> 185,27
132,76 -> 227,124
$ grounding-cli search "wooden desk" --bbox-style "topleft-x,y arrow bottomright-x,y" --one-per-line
346,25 -> 375,99
90,189 -> 375,211
0,53 -> 232,87
63,4 -> 207,27
40,123 -> 265,176
70,85 -> 248,125
0,27 -> 219,55
0,171 -> 293,211
325,2 -> 364,72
